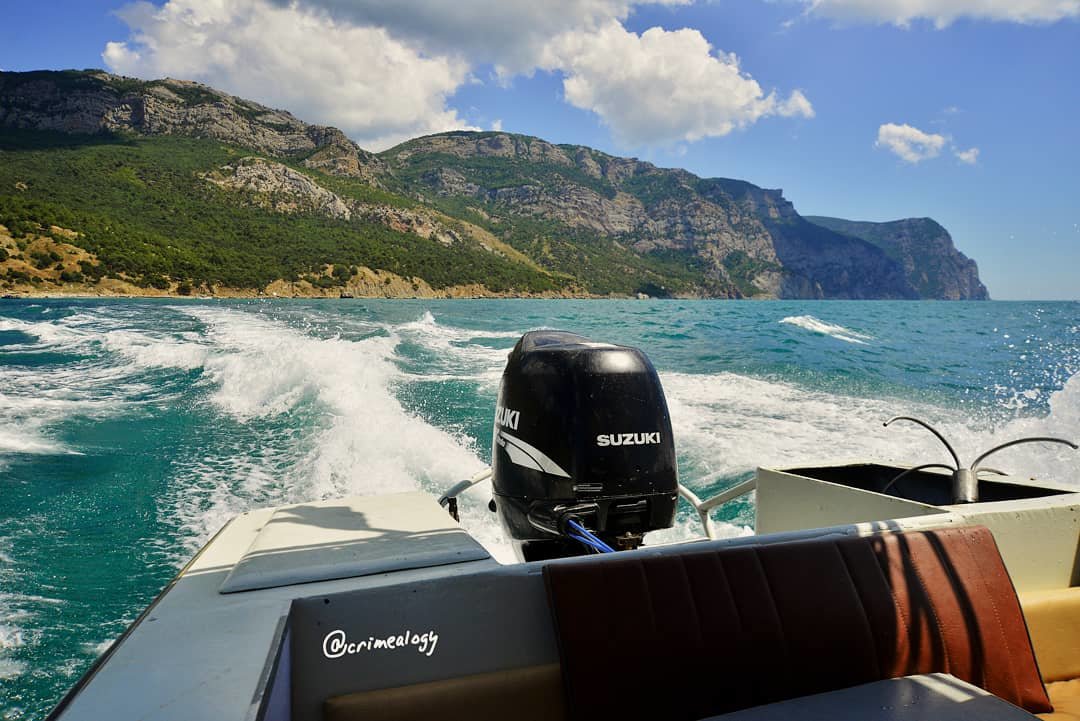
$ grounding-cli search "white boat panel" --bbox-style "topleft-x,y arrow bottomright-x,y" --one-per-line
756,464 -> 1080,592
946,495 -> 1080,590
53,496 -> 499,721
219,492 -> 491,593
755,465 -> 950,534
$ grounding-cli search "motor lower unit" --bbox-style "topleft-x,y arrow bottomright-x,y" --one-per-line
491,331 -> 678,561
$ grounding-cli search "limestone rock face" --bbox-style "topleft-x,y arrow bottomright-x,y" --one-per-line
806,216 -> 989,300
385,132 -> 927,298
205,158 -> 353,220
0,71 -> 384,180
204,157 -> 461,246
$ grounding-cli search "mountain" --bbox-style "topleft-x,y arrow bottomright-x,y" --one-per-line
805,216 -> 989,300
0,69 -> 986,299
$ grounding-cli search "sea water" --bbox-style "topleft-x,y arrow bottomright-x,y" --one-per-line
0,298 -> 1078,718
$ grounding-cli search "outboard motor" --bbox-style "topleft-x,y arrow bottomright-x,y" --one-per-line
491,331 -> 678,561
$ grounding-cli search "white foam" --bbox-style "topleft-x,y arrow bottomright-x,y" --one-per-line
0,316 -> 96,351
81,639 -> 114,657
0,428 -> 74,456
0,591 -> 59,682
391,310 -> 521,386
0,658 -> 26,680
780,315 -> 873,344
0,624 -> 24,653
661,369 -> 1080,491
164,307 -> 506,559
101,329 -> 209,371
0,309 -> 201,467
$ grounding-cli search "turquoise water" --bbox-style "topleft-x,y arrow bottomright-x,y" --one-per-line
1,298 -> 1078,718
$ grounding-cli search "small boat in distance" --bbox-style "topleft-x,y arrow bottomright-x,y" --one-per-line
47,332 -> 1080,721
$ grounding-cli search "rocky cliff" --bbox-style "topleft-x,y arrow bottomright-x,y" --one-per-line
805,216 -> 989,300
0,69 -> 987,299
383,132 -> 919,298
0,70 -> 384,181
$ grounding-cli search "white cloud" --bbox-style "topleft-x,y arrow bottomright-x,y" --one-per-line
796,0 -> 1080,27
876,122 -> 982,165
875,123 -> 947,162
272,0 -> 690,75
103,0 -> 475,150
955,146 -> 980,164
541,23 -> 814,146
491,119 -> 503,132
102,41 -> 140,69
103,0 -> 812,150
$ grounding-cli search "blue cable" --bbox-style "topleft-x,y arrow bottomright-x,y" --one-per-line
567,531 -> 606,553
572,536 -> 608,554
566,519 -> 615,553
567,520 -> 610,550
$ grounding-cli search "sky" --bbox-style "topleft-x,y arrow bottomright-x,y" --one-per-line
1,0 -> 1078,299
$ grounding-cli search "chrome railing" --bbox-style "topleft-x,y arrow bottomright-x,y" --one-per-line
438,466 -> 753,540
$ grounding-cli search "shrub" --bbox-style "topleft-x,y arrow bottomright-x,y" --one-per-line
78,260 -> 106,280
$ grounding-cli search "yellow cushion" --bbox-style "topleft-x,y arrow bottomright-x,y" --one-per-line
323,664 -> 564,721
1022,588 -> 1080,683
1039,678 -> 1080,720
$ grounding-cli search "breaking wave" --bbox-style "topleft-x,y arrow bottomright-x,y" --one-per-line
780,315 -> 874,344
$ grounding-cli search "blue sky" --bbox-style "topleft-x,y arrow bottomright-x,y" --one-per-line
2,0 -> 1078,299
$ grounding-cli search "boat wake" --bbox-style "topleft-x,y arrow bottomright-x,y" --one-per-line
5,304 -> 1080,566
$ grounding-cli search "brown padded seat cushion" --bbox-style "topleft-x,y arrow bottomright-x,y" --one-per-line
323,663 -> 564,721
544,526 -> 1051,721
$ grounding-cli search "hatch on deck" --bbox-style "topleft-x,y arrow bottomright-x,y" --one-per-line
219,492 -> 491,593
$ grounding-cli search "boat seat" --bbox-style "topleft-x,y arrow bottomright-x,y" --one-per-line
323,664 -> 564,721
1043,681 -> 1080,721
701,673 -> 1044,721
1023,587 -> 1080,721
544,525 -> 1052,721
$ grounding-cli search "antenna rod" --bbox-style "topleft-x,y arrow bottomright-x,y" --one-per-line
971,437 -> 1078,473
883,416 -> 961,469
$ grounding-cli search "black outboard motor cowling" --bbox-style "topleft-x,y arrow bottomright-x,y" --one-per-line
491,331 -> 678,561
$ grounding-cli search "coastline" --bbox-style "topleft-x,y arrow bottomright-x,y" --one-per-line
0,273 -> 607,300
0,226 -> 626,300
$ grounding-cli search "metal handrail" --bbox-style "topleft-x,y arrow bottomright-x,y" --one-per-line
436,467 -> 493,508
678,478 -> 756,540
437,466 -> 755,541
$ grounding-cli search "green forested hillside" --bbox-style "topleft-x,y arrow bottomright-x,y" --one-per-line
0,130 -> 558,293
